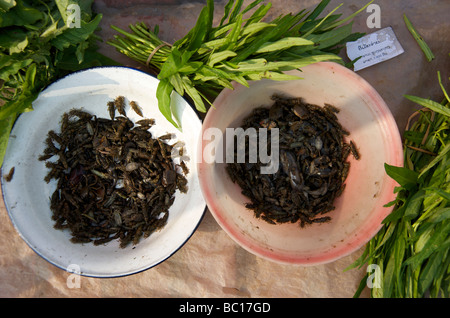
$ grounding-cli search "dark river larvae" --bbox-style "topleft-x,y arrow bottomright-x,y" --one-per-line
226,94 -> 359,227
39,96 -> 188,248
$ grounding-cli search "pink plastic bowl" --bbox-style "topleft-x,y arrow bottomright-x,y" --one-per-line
198,62 -> 403,265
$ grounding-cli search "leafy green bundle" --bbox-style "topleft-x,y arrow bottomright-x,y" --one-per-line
350,73 -> 450,298
0,0 -> 118,166
108,0 -> 370,128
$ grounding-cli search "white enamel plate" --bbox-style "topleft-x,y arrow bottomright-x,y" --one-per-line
1,67 -> 206,277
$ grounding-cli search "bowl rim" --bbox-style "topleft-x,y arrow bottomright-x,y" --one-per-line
1,65 -> 207,278
198,61 -> 404,265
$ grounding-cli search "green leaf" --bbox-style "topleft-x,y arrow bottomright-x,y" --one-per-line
51,13 -> 102,50
158,47 -> 194,80
219,0 -> 235,26
0,27 -> 28,53
429,188 -> 450,202
437,71 -> 450,104
240,22 -> 275,38
243,1 -> 271,26
302,3 -> 343,37
260,71 -> 302,81
382,203 -> 406,223
419,143 -> 450,179
185,0 -> 213,51
241,0 -> 264,15
225,54 -> 341,73
323,0 -> 373,30
178,61 -> 203,74
384,232 -> 405,297
182,80 -> 206,112
0,114 -> 16,167
404,222 -> 450,270
207,50 -> 237,67
404,189 -> 426,220
426,207 -> 450,224
54,47 -> 121,71
0,0 -> 16,13
0,63 -> 39,120
0,56 -> 33,81
305,22 -> 354,50
418,249 -> 446,296
0,0 -> 43,27
227,0 -> 244,24
224,13 -> 242,51
304,0 -> 331,22
169,73 -> 185,96
404,14 -> 435,62
231,13 -> 299,63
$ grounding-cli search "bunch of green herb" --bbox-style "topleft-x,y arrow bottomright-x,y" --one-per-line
0,0 -> 118,166
108,0 -> 370,129
349,72 -> 450,298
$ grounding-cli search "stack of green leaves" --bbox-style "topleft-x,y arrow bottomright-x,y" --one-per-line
108,0 -> 370,129
0,0 -> 118,166
350,72 -> 450,298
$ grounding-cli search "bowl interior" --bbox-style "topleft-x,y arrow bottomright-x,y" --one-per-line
198,62 -> 403,265
1,67 -> 205,277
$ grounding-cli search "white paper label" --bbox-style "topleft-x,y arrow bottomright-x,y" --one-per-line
346,27 -> 404,71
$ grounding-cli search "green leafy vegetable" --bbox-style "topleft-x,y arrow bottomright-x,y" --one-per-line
0,0 -> 119,166
349,72 -> 450,298
108,0 -> 370,128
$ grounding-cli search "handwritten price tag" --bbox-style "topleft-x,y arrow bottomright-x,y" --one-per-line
346,27 -> 404,71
